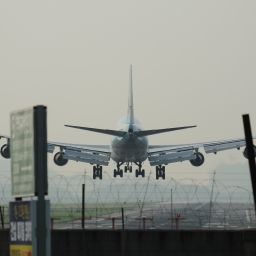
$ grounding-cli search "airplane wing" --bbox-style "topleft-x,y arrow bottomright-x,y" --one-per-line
148,138 -> 249,166
0,135 -> 10,140
48,142 -> 111,166
0,135 -> 111,166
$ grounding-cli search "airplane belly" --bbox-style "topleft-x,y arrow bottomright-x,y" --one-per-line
111,136 -> 148,162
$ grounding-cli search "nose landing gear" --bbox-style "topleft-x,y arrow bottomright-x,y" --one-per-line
124,164 -> 132,173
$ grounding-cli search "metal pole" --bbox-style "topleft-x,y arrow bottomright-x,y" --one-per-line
121,207 -> 125,231
82,184 -> 85,229
242,114 -> 256,213
171,189 -> 173,229
208,171 -> 216,230
51,218 -> 54,230
112,218 -> 115,230
142,217 -> 146,230
34,106 -> 48,256
121,208 -> 125,256
0,206 -> 4,229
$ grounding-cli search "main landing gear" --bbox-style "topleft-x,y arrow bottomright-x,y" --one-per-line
114,162 -> 124,178
156,165 -> 165,180
113,162 -> 145,178
93,165 -> 103,179
135,162 -> 145,178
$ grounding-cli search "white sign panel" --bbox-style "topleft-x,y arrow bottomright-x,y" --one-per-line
10,108 -> 35,197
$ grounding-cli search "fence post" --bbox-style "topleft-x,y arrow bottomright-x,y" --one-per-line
112,217 -> 115,230
82,183 -> 85,229
0,206 -> 4,229
121,207 -> 124,231
242,114 -> 256,213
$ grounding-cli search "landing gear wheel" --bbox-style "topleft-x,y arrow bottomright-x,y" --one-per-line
129,166 -> 132,173
93,166 -> 96,179
99,166 -> 103,180
156,165 -> 165,180
93,165 -> 103,180
113,169 -> 123,178
124,166 -> 128,173
135,169 -> 145,178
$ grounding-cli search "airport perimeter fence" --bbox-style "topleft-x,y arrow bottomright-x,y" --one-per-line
0,168 -> 255,230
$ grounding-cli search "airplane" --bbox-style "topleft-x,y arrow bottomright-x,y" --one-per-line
0,66 -> 255,180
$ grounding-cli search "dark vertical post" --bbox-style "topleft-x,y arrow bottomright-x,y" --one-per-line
170,189 -> 173,229
121,208 -> 125,256
51,218 -> 54,230
0,206 -> 4,229
242,114 -> 256,212
34,106 -> 48,256
112,218 -> 115,230
175,217 -> 179,230
121,207 -> 125,231
82,183 -> 85,229
142,217 -> 146,230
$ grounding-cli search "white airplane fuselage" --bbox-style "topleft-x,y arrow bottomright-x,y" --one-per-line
110,119 -> 148,163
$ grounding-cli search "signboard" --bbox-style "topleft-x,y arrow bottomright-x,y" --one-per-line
9,106 -> 50,256
10,108 -> 35,197
9,201 -> 36,256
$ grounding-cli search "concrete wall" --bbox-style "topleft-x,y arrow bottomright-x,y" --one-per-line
1,229 -> 256,256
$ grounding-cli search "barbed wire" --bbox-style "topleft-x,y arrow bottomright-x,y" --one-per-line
0,169 -> 255,229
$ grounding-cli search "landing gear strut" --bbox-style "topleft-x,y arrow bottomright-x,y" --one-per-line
135,162 -> 145,178
93,165 -> 103,179
156,165 -> 165,180
124,163 -> 132,173
114,162 -> 124,178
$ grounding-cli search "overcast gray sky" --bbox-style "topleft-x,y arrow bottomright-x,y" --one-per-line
0,0 -> 256,178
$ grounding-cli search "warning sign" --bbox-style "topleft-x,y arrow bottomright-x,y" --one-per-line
9,201 -> 36,256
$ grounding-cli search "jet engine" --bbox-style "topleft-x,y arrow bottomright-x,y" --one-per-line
54,152 -> 68,166
1,144 -> 10,159
190,152 -> 204,167
243,146 -> 256,159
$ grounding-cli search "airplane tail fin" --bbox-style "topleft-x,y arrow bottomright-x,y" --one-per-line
127,64 -> 135,124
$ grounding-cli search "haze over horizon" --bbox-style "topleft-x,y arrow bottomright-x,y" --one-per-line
0,0 -> 256,180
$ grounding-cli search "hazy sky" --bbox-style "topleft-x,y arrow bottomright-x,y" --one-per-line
0,0 -> 256,177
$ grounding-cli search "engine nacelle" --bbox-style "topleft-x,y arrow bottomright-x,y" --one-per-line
243,146 -> 256,159
54,152 -> 68,166
1,144 -> 10,159
190,152 -> 204,167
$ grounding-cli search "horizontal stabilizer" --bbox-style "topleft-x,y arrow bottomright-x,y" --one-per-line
134,125 -> 197,137
65,125 -> 126,137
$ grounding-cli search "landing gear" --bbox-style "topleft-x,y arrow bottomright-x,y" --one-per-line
156,165 -> 165,180
114,169 -> 123,177
135,162 -> 145,178
93,165 -> 103,179
113,162 -> 124,178
124,164 -> 132,173
135,169 -> 145,177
